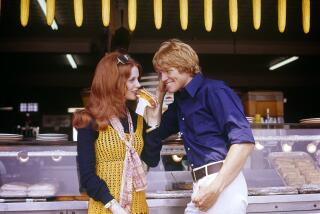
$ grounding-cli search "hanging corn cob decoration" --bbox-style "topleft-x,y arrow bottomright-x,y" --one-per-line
20,0 -> 30,27
179,0 -> 188,30
46,0 -> 55,26
204,0 -> 213,32
128,0 -> 137,31
154,0 -> 162,30
229,0 -> 238,32
102,0 -> 110,27
252,0 -> 261,30
74,0 -> 83,27
302,0 -> 310,34
278,0 -> 286,33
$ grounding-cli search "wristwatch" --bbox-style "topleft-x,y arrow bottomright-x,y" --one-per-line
104,199 -> 116,209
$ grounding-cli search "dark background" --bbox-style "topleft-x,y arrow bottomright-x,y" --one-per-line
1,0 -> 320,132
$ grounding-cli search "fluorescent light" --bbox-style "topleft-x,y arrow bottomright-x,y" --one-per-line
66,54 -> 77,69
36,0 -> 59,30
269,56 -> 299,71
0,107 -> 13,111
67,107 -> 84,113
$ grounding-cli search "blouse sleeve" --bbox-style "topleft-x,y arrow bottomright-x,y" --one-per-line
141,119 -> 162,167
77,123 -> 114,204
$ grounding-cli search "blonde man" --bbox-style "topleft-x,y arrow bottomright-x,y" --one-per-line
150,39 -> 255,214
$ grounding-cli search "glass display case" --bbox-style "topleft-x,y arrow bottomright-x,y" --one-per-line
146,124 -> 320,214
0,141 -> 80,202
0,124 -> 319,213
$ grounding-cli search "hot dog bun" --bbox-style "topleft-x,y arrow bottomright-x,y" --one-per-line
137,88 -> 157,107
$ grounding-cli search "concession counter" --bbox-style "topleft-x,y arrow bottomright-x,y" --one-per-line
0,124 -> 320,213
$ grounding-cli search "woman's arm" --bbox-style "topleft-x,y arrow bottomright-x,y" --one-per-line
77,123 -> 113,204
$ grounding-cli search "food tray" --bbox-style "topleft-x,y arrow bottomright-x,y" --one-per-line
298,184 -> 320,194
146,190 -> 192,199
172,182 -> 193,190
268,152 -> 320,187
248,186 -> 298,196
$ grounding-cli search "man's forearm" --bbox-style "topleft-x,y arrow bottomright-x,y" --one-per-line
213,143 -> 254,193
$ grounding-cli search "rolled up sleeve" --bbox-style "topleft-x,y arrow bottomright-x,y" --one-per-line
207,86 -> 255,145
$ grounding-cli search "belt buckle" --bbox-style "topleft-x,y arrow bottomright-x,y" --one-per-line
192,170 -> 196,182
192,166 -> 205,182
205,165 -> 208,176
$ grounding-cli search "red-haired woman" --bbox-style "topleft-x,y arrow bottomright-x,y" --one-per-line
73,52 -> 162,214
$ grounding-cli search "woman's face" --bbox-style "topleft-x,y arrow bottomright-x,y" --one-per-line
125,66 -> 141,100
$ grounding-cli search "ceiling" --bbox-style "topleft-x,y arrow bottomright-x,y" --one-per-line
0,0 -> 320,89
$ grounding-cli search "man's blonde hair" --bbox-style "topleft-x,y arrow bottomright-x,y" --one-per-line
152,39 -> 200,75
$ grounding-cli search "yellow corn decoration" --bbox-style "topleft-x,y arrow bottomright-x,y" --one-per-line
102,0 -> 110,27
46,0 -> 55,26
229,0 -> 238,32
278,0 -> 286,33
252,0 -> 261,30
154,0 -> 162,30
128,0 -> 137,31
302,0 -> 310,34
204,0 -> 213,32
74,0 -> 83,27
20,0 -> 30,27
179,0 -> 188,30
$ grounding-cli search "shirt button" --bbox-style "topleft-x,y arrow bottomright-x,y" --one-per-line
191,164 -> 194,167
187,147 -> 190,151
180,132 -> 183,136
182,117 -> 185,121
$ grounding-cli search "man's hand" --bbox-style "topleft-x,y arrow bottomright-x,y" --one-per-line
158,78 -> 166,94
192,143 -> 254,212
192,180 -> 222,212
145,81 -> 166,128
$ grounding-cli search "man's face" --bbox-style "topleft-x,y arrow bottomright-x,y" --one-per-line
160,67 -> 192,93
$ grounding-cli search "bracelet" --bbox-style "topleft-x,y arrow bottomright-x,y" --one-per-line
104,199 -> 116,209
146,125 -> 159,133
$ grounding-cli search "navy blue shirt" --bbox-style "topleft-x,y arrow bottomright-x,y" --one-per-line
148,73 -> 255,168
77,108 -> 161,204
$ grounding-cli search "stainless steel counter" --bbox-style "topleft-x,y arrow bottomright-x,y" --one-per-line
1,194 -> 320,213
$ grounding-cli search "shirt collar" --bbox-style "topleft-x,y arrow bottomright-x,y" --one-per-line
182,72 -> 204,98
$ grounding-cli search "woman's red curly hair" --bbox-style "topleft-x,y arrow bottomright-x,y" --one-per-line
73,52 -> 142,130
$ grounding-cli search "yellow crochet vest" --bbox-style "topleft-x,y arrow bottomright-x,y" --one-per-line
88,116 -> 148,214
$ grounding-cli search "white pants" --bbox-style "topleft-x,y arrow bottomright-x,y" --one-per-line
185,172 -> 248,214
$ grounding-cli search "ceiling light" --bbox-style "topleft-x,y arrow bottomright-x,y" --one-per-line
66,54 -> 77,69
36,0 -> 58,30
307,141 -> 319,154
281,143 -> 292,152
269,56 -> 299,71
172,155 -> 183,162
255,142 -> 264,150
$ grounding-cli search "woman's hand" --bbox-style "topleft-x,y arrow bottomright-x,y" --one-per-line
109,201 -> 129,214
